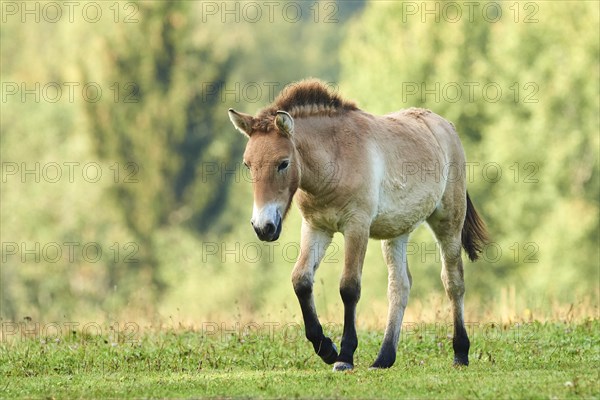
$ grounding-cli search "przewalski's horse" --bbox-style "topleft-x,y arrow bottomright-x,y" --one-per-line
228,79 -> 488,371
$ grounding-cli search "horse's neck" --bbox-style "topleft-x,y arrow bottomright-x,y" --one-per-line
293,115 -> 339,196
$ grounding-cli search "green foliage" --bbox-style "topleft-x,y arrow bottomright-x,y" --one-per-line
0,12 -> 134,318
80,1 -> 247,304
82,2 -> 242,235
0,0 -> 597,324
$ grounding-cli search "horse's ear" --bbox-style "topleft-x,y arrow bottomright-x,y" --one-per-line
275,111 -> 294,137
228,108 -> 253,137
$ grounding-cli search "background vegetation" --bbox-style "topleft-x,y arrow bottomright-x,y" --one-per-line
1,0 -> 598,331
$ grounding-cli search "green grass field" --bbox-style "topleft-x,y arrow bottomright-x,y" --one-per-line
1,319 -> 598,399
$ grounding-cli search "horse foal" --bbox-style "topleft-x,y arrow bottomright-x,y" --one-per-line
228,79 -> 488,371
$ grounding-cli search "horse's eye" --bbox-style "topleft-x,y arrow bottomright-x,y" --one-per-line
278,160 -> 290,172
243,161 -> 249,169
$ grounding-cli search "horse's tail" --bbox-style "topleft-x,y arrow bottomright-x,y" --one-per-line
461,192 -> 489,262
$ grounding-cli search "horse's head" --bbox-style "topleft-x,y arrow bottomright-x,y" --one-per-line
228,108 -> 299,242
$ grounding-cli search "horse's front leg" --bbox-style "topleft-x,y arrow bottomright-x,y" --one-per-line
333,225 -> 369,371
291,220 -> 337,364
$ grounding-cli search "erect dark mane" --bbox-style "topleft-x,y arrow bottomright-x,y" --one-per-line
253,79 -> 359,131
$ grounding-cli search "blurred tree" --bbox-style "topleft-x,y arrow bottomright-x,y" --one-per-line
225,0 -> 366,90
0,11 -> 132,319
81,1 -> 242,305
2,0 -> 596,322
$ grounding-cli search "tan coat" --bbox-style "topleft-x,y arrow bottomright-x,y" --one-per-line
229,79 -> 487,370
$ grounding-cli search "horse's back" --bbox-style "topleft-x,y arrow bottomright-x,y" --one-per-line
378,108 -> 466,184
366,108 -> 466,238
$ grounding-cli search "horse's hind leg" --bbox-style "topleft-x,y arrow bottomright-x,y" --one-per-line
371,234 -> 411,369
427,205 -> 470,366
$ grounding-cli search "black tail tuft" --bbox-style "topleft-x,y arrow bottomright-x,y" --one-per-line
461,192 -> 489,262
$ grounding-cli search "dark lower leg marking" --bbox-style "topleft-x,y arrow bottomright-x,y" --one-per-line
295,282 -> 338,365
453,322 -> 470,366
371,339 -> 396,369
310,329 -> 338,364
336,283 -> 360,366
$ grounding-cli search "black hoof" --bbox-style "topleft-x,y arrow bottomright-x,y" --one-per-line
369,361 -> 394,369
317,339 -> 338,365
333,361 -> 353,371
370,348 -> 396,369
453,354 -> 469,366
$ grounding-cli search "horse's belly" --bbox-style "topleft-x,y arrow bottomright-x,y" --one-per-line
369,211 -> 428,239
369,189 -> 440,240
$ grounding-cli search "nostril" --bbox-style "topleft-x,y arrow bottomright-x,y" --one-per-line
264,222 -> 276,236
